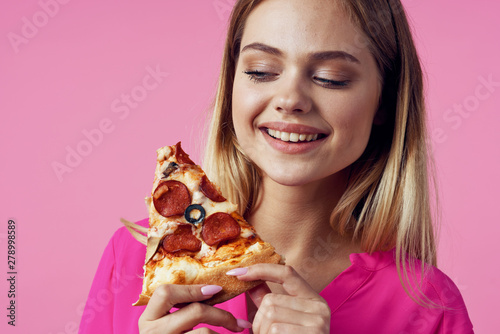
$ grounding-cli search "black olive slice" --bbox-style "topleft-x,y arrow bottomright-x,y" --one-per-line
184,204 -> 206,225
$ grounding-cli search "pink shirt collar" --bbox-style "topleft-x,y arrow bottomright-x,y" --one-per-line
321,249 -> 395,314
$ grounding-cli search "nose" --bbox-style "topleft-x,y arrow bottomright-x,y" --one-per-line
272,71 -> 312,114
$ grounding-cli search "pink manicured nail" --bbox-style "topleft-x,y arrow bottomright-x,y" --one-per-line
237,318 -> 252,329
226,267 -> 248,276
201,285 -> 223,296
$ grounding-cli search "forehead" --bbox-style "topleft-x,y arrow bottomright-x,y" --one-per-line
241,0 -> 368,59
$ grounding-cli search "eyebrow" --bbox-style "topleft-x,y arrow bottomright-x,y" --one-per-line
241,42 -> 283,56
240,42 -> 360,64
310,50 -> 360,64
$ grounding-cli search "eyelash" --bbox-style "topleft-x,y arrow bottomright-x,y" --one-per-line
244,70 -> 276,83
313,76 -> 350,89
243,70 -> 349,89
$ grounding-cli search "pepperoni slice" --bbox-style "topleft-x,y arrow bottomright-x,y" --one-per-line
201,212 -> 241,246
153,180 -> 191,217
175,142 -> 195,165
200,175 -> 226,202
162,224 -> 201,253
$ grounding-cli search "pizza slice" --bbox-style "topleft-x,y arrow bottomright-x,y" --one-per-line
125,142 -> 283,306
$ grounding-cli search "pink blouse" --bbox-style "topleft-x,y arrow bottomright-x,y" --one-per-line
78,219 -> 473,333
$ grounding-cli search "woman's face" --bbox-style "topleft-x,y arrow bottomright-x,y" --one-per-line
232,0 -> 381,186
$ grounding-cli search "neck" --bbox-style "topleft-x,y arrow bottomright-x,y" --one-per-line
248,168 -> 361,276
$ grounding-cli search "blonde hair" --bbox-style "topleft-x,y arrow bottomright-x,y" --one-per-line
204,0 -> 438,305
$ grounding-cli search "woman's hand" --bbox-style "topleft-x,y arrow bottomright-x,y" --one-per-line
138,284 -> 252,334
227,264 -> 331,334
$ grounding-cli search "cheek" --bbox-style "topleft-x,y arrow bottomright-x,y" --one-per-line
231,75 -> 266,141
231,81 -> 251,143
327,92 -> 378,153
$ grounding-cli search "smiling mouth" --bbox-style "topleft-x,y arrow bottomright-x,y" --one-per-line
265,128 -> 326,143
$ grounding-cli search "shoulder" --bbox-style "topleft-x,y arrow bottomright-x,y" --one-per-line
421,264 -> 467,309
349,250 -> 474,332
104,218 -> 148,282
350,249 -> 466,307
352,249 -> 469,308
410,261 -> 474,333
79,219 -> 149,334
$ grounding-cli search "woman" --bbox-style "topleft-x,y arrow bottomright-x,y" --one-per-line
79,0 -> 473,333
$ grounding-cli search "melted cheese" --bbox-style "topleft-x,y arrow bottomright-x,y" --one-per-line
156,146 -> 172,161
195,242 -> 216,260
150,257 -> 200,286
240,227 -> 255,238
148,220 -> 178,238
201,241 -> 264,268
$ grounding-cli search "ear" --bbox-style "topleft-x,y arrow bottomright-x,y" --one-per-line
373,106 -> 387,126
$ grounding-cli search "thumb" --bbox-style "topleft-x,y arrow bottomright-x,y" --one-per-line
141,284 -> 221,321
247,283 -> 271,308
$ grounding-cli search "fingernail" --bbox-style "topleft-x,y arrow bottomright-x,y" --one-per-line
201,285 -> 223,296
237,318 -> 252,329
226,267 -> 248,276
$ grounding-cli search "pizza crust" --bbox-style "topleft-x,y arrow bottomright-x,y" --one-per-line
133,241 -> 282,306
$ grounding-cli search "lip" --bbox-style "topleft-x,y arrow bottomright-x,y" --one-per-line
258,122 -> 328,154
259,121 -> 327,135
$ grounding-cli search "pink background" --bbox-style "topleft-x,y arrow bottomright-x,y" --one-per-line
1,0 -> 499,333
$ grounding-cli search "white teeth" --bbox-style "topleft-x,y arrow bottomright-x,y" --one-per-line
266,129 -> 321,142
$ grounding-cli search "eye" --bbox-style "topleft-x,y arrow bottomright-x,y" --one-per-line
313,76 -> 350,89
244,70 -> 278,83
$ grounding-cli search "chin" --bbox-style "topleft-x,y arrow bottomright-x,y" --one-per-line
259,159 -> 351,189
267,174 -> 308,187
261,165 -> 328,187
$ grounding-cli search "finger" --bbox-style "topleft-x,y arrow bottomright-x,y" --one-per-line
186,328 -> 219,334
266,323 -> 317,334
228,264 -> 318,299
156,302 -> 251,333
247,283 -> 271,308
250,292 -> 328,314
254,303 -> 328,334
141,284 -> 222,321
